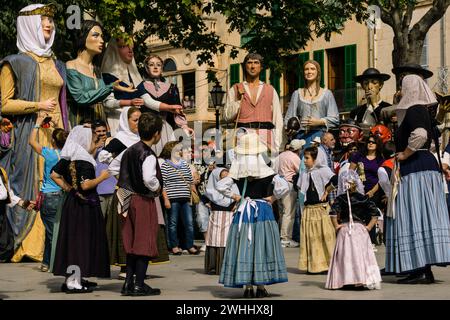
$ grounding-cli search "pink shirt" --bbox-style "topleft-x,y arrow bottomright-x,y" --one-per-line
276,150 -> 300,183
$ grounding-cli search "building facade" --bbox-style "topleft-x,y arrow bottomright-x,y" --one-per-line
147,1 -> 449,126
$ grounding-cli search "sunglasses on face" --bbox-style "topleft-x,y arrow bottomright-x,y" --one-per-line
368,140 -> 376,144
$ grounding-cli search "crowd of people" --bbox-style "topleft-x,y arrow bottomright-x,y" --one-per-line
0,4 -> 450,298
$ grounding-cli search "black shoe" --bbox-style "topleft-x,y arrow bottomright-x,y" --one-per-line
255,288 -> 269,298
397,271 -> 434,284
131,284 -> 161,296
64,284 -> 93,294
243,288 -> 254,298
121,279 -> 135,296
81,279 -> 98,288
380,268 -> 396,276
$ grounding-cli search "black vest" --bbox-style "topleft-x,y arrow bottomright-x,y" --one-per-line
118,141 -> 162,195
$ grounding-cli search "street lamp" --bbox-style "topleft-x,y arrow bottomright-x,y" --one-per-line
210,81 -> 226,131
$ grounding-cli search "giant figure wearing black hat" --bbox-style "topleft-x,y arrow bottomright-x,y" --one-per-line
380,63 -> 434,122
350,68 -> 392,127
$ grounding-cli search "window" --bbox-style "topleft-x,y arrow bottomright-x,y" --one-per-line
163,58 -> 177,72
327,47 -> 345,111
344,44 -> 357,111
182,72 -> 196,113
420,35 -> 428,69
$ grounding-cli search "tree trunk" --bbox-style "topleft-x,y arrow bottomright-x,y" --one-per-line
391,34 -> 425,87
380,0 -> 450,88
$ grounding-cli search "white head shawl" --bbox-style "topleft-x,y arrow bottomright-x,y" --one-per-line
17,4 -> 55,57
297,147 -> 334,201
60,126 -> 96,167
396,74 -> 437,126
100,38 -> 143,87
205,168 -> 239,207
114,107 -> 141,147
337,170 -> 364,196
228,153 -> 275,180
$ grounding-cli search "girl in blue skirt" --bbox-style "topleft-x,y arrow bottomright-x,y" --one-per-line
218,132 -> 289,298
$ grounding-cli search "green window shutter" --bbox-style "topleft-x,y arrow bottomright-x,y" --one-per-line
298,52 -> 310,88
259,68 -> 267,82
230,63 -> 240,87
313,50 -> 325,87
344,44 -> 357,111
270,72 -> 280,96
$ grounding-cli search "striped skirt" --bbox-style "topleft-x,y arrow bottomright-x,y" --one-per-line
205,210 -> 234,248
385,171 -> 450,274
298,203 -> 336,273
219,200 -> 288,288
205,210 -> 233,275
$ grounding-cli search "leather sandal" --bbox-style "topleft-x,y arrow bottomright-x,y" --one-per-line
171,248 -> 183,255
188,247 -> 201,255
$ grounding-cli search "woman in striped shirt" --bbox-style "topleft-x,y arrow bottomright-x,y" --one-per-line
160,141 -> 200,255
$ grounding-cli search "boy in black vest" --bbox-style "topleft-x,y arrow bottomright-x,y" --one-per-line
116,113 -> 163,296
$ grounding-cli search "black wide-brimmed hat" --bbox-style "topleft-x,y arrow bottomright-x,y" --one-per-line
391,63 -> 433,79
355,68 -> 391,84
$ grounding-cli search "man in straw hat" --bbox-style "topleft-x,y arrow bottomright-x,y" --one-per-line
350,68 -> 392,128
222,53 -> 283,157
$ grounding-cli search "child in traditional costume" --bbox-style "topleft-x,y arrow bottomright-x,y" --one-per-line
204,168 -> 239,275
219,132 -> 289,298
297,146 -> 337,274
325,170 -> 382,290
116,113 -> 164,296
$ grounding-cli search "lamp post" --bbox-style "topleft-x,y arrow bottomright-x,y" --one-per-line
209,81 -> 225,131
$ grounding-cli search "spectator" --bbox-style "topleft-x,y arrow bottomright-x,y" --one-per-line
160,141 -> 200,255
273,139 -> 304,248
349,136 -> 384,244
28,114 -> 68,272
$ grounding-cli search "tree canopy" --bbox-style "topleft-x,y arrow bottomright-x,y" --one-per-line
1,0 -> 448,81
0,0 -> 369,75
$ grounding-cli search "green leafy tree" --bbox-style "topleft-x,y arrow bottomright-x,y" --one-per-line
1,0 -> 369,78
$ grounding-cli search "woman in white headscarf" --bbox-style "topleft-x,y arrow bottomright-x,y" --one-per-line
217,132 -> 289,298
0,4 -> 70,263
101,38 -> 146,135
297,145 -> 337,274
50,126 -> 111,293
203,167 -> 239,275
385,74 -> 450,284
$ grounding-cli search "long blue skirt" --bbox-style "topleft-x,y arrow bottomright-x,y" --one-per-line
219,200 -> 288,288
385,171 -> 450,273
